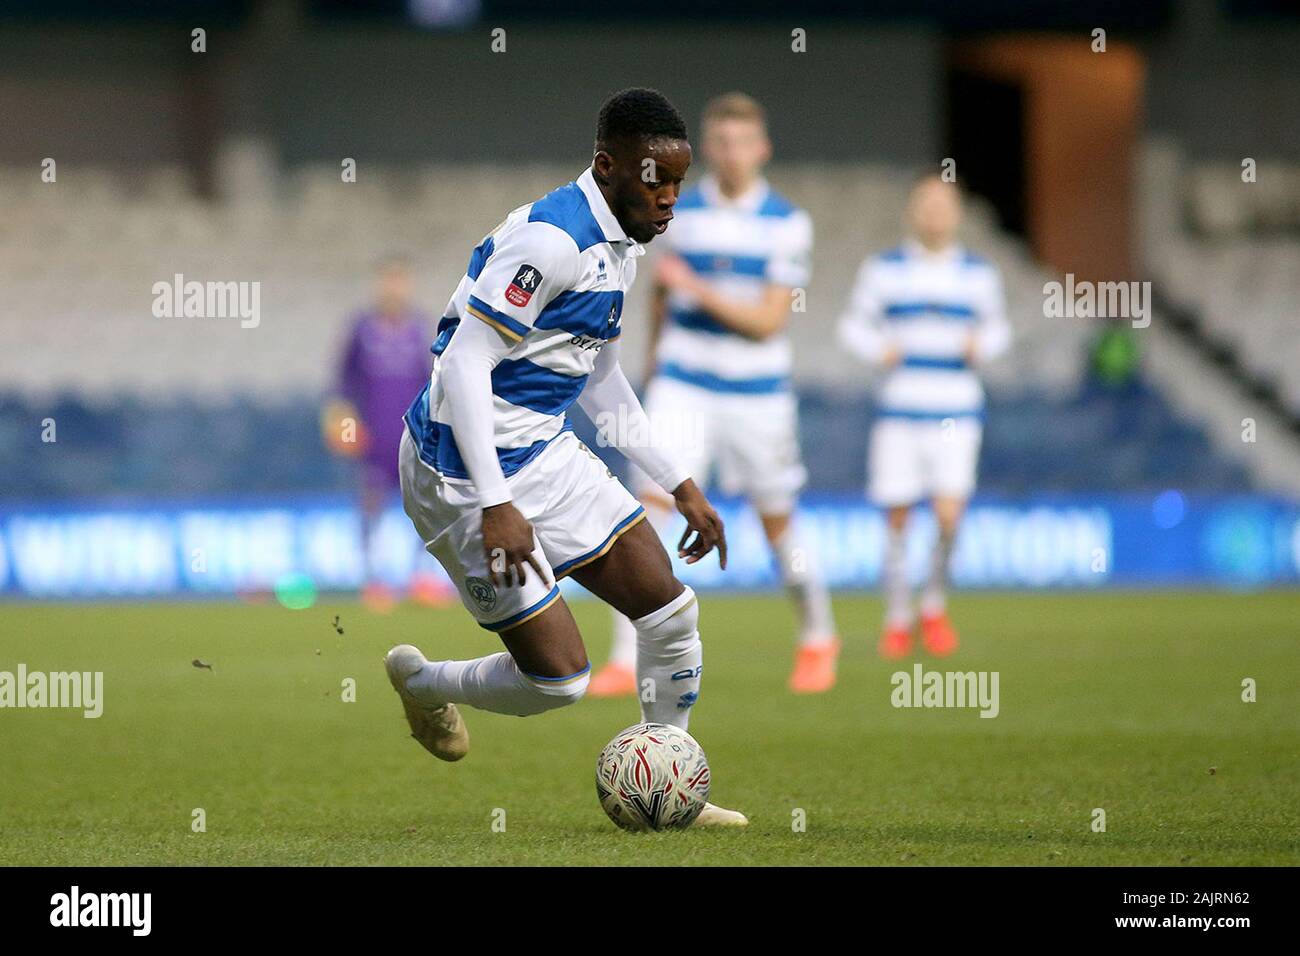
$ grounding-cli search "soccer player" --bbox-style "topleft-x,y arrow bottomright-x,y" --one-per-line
838,174 -> 1010,659
384,88 -> 746,826
332,256 -> 450,611
587,92 -> 840,697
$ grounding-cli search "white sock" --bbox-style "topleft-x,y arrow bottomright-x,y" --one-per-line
634,586 -> 701,731
407,651 -> 588,717
883,524 -> 912,628
921,527 -> 957,617
772,524 -> 836,645
608,500 -> 676,668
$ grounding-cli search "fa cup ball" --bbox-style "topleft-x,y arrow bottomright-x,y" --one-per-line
595,722 -> 710,831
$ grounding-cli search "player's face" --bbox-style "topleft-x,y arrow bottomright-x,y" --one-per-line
376,265 -> 412,314
598,136 -> 692,244
908,178 -> 962,247
702,117 -> 770,190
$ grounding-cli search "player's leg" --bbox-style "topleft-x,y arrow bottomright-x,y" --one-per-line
358,464 -> 398,612
385,430 -> 591,761
761,511 -> 839,692
592,375 -> 713,697
759,511 -> 836,646
591,493 -> 676,697
573,518 -> 698,727
869,418 -> 923,659
879,504 -> 915,658
392,597 -> 591,720
570,519 -> 746,826
724,391 -> 838,691
521,431 -> 742,825
916,494 -> 965,655
918,417 -> 981,655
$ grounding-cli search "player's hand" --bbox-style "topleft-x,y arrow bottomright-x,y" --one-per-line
671,479 -> 727,569
480,502 -> 546,587
321,399 -> 367,457
881,343 -> 902,369
964,334 -> 979,366
655,254 -> 697,293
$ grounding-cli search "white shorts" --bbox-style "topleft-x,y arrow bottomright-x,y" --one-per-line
399,427 -> 645,631
868,416 -> 982,507
635,375 -> 807,515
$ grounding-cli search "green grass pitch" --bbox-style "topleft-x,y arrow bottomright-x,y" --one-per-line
1,591 -> 1297,866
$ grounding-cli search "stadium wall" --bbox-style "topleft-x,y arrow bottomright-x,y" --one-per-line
0,22 -> 941,167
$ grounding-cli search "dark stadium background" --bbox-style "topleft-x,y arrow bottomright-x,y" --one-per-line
1,0 -> 1297,594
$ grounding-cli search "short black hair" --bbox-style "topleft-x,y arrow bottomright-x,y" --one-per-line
595,88 -> 688,151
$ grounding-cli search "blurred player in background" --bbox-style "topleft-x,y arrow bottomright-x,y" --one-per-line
328,255 -> 448,610
838,174 -> 1010,658
589,92 -> 840,696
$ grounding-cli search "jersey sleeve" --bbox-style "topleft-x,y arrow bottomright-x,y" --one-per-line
973,263 -> 1012,361
765,209 -> 813,288
837,256 -> 891,364
463,221 -> 579,342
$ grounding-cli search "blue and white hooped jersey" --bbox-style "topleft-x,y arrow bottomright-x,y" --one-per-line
404,167 -> 641,480
839,240 -> 1010,419
653,175 -> 812,394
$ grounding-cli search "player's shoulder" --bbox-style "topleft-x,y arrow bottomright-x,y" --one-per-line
522,179 -> 607,254
674,183 -> 708,212
958,247 -> 994,269
483,202 -> 580,277
755,186 -> 803,221
757,187 -> 811,253
871,244 -> 909,266
956,246 -> 1002,280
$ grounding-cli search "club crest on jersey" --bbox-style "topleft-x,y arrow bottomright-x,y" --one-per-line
505,264 -> 542,307
465,576 -> 497,612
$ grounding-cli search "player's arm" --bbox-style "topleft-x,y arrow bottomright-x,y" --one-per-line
643,279 -> 669,380
576,340 -> 726,568
443,223 -> 579,586
656,209 -> 811,342
323,320 -> 366,456
837,258 -> 899,368
336,320 -> 363,406
657,259 -> 793,341
967,265 -> 1011,365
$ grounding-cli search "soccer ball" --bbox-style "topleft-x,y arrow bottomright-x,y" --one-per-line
595,722 -> 710,831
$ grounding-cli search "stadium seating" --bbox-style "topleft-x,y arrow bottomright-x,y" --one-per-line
1141,151 -> 1300,417
0,162 -> 1252,498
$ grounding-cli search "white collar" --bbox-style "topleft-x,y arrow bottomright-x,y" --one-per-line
700,174 -> 769,213
904,238 -> 962,262
577,167 -> 631,245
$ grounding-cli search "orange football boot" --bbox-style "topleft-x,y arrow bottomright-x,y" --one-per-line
587,661 -> 637,698
878,624 -> 913,660
362,582 -> 398,614
920,611 -> 959,656
408,572 -> 456,608
789,639 -> 840,694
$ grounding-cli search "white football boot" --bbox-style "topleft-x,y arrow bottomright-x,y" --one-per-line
692,802 -> 749,827
384,644 -> 470,762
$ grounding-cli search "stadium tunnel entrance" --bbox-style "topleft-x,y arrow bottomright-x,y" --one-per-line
946,35 -> 1145,282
